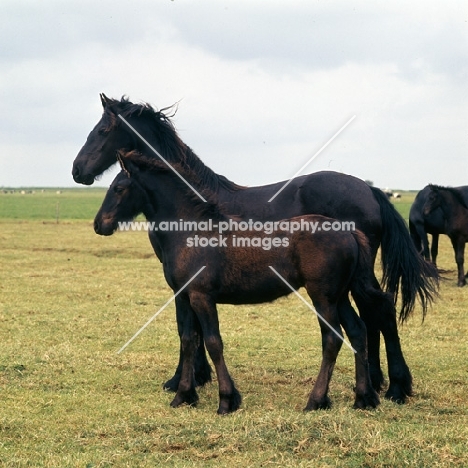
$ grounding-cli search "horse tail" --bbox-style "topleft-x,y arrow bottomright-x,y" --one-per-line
408,219 -> 422,254
369,186 -> 439,321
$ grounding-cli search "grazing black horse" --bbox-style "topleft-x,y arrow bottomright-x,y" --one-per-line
424,185 -> 468,287
94,150 -> 412,412
409,185 -> 468,266
73,94 -> 438,397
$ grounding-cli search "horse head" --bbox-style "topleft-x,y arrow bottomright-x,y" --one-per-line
423,185 -> 441,216
72,94 -> 138,185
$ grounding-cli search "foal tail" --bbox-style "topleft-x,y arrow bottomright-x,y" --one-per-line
349,230 -> 394,308
369,187 -> 439,321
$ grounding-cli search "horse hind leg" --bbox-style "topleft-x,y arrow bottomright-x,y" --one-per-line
337,297 -> 380,409
356,288 -> 412,403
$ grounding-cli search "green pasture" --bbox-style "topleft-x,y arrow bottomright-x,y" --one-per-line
0,190 -> 467,467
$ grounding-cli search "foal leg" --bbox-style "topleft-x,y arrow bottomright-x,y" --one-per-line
337,297 -> 380,409
163,296 -> 212,392
189,292 -> 242,415
358,297 -> 384,391
353,281 -> 385,392
169,298 -> 200,408
304,299 -> 343,411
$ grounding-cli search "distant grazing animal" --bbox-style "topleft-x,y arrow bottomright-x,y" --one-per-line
410,185 -> 468,268
93,149 -> 415,413
73,94 -> 438,397
423,185 -> 468,287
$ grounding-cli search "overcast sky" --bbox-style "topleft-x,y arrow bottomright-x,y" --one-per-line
1,0 -> 467,190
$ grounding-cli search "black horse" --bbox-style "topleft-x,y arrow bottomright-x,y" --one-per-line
94,149 -> 413,412
73,94 -> 437,396
424,185 -> 468,287
409,185 -> 468,266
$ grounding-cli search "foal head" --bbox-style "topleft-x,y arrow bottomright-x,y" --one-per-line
93,156 -> 150,236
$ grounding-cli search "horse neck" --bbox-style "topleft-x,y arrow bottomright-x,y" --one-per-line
137,119 -> 227,195
438,190 -> 468,222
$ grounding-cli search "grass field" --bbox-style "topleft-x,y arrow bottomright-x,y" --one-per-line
0,189 -> 467,467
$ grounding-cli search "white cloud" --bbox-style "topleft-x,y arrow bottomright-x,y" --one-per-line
0,0 -> 466,189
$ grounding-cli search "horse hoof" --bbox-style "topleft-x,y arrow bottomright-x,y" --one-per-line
163,376 -> 180,392
369,368 -> 385,392
384,384 -> 410,404
194,374 -> 212,388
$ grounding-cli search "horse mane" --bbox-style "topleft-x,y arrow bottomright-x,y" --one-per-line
104,96 -> 244,194
122,150 -> 231,222
428,184 -> 468,209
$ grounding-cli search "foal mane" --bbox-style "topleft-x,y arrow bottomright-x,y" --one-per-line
104,96 -> 244,194
123,150 -> 230,221
428,184 -> 468,209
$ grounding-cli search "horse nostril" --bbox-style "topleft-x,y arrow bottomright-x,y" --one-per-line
94,219 -> 100,233
72,165 -> 80,179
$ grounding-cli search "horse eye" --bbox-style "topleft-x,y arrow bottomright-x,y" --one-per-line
114,186 -> 125,194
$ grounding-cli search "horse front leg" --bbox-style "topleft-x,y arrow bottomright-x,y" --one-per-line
169,298 -> 199,408
451,237 -> 466,287
189,292 -> 242,415
430,233 -> 439,265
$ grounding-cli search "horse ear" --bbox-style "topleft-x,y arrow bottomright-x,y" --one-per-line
100,93 -> 111,109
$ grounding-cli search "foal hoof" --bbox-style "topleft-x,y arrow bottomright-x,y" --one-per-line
170,389 -> 199,408
217,388 -> 242,415
304,396 -> 332,411
353,390 -> 380,409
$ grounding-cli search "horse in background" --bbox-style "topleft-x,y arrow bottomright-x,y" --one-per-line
423,185 -> 468,287
409,185 -> 468,267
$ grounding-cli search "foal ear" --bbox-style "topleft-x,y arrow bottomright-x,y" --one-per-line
116,151 -> 131,178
